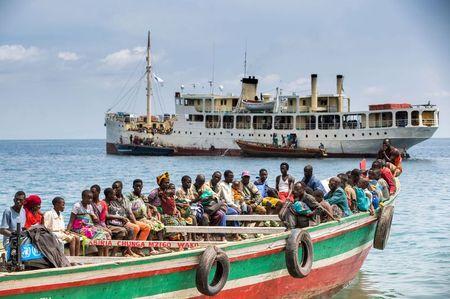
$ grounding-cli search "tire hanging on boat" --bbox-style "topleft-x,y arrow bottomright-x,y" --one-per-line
285,229 -> 314,278
196,245 -> 230,296
373,205 -> 395,250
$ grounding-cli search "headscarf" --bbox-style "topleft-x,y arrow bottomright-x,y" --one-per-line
24,194 -> 42,210
23,195 -> 43,228
156,172 -> 170,186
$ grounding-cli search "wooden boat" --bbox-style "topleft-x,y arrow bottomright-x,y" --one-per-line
114,143 -> 174,156
0,181 -> 399,298
236,139 -> 327,158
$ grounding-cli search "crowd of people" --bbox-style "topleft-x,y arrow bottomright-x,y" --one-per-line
0,139 -> 402,258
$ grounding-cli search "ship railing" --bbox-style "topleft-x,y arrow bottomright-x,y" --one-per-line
253,123 -> 273,130
205,122 -> 221,128
274,123 -> 294,130
395,120 -> 408,127
368,120 -> 393,128
223,123 -> 234,129
236,123 -> 251,129
422,119 -> 436,126
318,123 -> 341,130
296,124 -> 316,130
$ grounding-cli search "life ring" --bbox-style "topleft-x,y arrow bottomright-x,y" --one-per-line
373,205 -> 395,250
285,229 -> 313,278
196,245 -> 230,296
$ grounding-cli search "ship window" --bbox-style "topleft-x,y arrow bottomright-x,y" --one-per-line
395,111 -> 408,127
411,111 -> 419,126
422,111 -> 435,127
205,115 -> 221,128
369,132 -> 372,136
223,115 -> 234,129
369,112 -> 393,128
345,134 -> 348,138
187,114 -> 204,122
274,116 -> 293,130
318,115 -> 340,130
343,114 -> 366,129
184,99 -> 196,106
316,134 -> 319,138
306,134 -> 308,138
236,115 -> 251,129
296,115 -> 316,130
334,134 -> 337,138
253,116 -> 272,130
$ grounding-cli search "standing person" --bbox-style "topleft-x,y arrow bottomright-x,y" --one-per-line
377,139 -> 402,176
67,190 -> 110,256
324,177 -> 352,217
272,133 -> 278,147
23,195 -> 43,229
254,168 -> 270,198
205,171 -> 222,194
43,197 -> 81,256
0,191 -> 26,247
301,165 -> 326,193
276,162 -> 295,202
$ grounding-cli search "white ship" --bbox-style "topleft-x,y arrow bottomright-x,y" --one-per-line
105,33 -> 439,157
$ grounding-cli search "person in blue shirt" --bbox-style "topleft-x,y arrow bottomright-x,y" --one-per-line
301,165 -> 326,193
0,191 -> 26,247
324,177 -> 352,217
254,168 -> 270,198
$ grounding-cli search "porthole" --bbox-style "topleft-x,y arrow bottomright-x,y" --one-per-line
208,133 -> 211,135
345,134 -> 348,138
249,134 -> 252,137
264,134 -> 266,137
258,134 -> 260,137
190,132 -> 192,135
369,133 -> 372,136
316,134 -> 319,138
362,133 -> 365,136
377,132 -> 380,136
220,132 -> 222,135
306,134 -> 308,138
384,132 -> 387,135
334,134 -> 337,138
325,134 -> 328,138
185,131 -> 187,134
352,133 -> 355,137
200,132 -> 202,136
231,133 -> 233,136
213,133 -> 216,136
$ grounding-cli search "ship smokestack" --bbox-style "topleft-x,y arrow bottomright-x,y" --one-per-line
337,74 -> 344,112
311,74 -> 318,112
240,76 -> 258,101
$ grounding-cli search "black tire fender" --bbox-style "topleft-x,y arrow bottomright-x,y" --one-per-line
196,245 -> 230,296
285,229 -> 314,278
373,205 -> 395,250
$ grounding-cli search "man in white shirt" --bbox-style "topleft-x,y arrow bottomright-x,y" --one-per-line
43,197 -> 80,256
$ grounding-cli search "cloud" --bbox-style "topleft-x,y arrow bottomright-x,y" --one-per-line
284,77 -> 308,93
362,86 -> 384,96
101,47 -> 145,68
426,90 -> 450,98
0,44 -> 40,61
57,51 -> 79,61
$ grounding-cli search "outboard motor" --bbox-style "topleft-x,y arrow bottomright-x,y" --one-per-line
3,223 -> 25,272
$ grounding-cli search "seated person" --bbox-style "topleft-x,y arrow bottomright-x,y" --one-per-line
23,195 -> 43,229
368,169 -> 389,201
372,160 -> 396,195
377,138 -> 402,177
261,188 -> 282,214
301,165 -> 326,193
232,180 -> 251,214
0,191 -> 26,248
354,179 -> 374,214
313,190 -> 334,223
338,173 -> 357,212
160,183 -> 186,241
241,171 -> 262,211
43,197 -> 81,256
279,182 -> 317,229
324,177 -> 352,217
175,176 -> 197,226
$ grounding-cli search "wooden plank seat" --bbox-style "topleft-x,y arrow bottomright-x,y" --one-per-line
164,226 -> 286,234
225,215 -> 281,221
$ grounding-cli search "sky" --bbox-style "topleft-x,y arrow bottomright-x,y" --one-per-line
0,0 -> 449,139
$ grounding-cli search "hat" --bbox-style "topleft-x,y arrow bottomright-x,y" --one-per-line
241,171 -> 251,177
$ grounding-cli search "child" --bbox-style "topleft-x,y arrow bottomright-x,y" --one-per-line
232,181 -> 251,214
43,197 -> 81,256
355,179 -> 375,215
313,190 -> 334,223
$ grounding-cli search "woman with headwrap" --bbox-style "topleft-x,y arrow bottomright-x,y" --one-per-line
24,195 -> 43,229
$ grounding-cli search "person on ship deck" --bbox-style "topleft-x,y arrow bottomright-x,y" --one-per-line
276,162 -> 295,203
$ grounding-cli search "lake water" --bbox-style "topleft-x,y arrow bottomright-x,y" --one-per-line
0,138 -> 449,298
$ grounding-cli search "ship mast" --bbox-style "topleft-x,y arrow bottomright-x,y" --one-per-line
146,31 -> 152,127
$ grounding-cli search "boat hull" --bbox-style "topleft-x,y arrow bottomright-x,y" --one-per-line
106,143 -> 174,156
0,214 -> 380,299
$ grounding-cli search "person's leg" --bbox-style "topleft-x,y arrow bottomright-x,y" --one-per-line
74,235 -> 81,256
226,207 -> 239,227
69,237 -> 76,256
136,221 -> 151,240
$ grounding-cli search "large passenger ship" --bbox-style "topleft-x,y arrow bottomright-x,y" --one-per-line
105,33 -> 439,157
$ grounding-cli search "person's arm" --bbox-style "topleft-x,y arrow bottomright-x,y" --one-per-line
287,176 -> 295,197
0,210 -> 12,238
67,212 -> 76,231
275,176 -> 280,191
326,190 -> 345,206
43,212 -> 52,231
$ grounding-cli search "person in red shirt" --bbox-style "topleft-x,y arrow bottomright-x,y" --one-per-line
372,160 -> 396,195
23,194 -> 43,228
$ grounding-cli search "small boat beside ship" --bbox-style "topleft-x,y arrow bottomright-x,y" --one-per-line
235,139 -> 327,158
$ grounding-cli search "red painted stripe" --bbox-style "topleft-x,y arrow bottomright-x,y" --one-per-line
193,246 -> 372,299
0,218 -> 375,296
